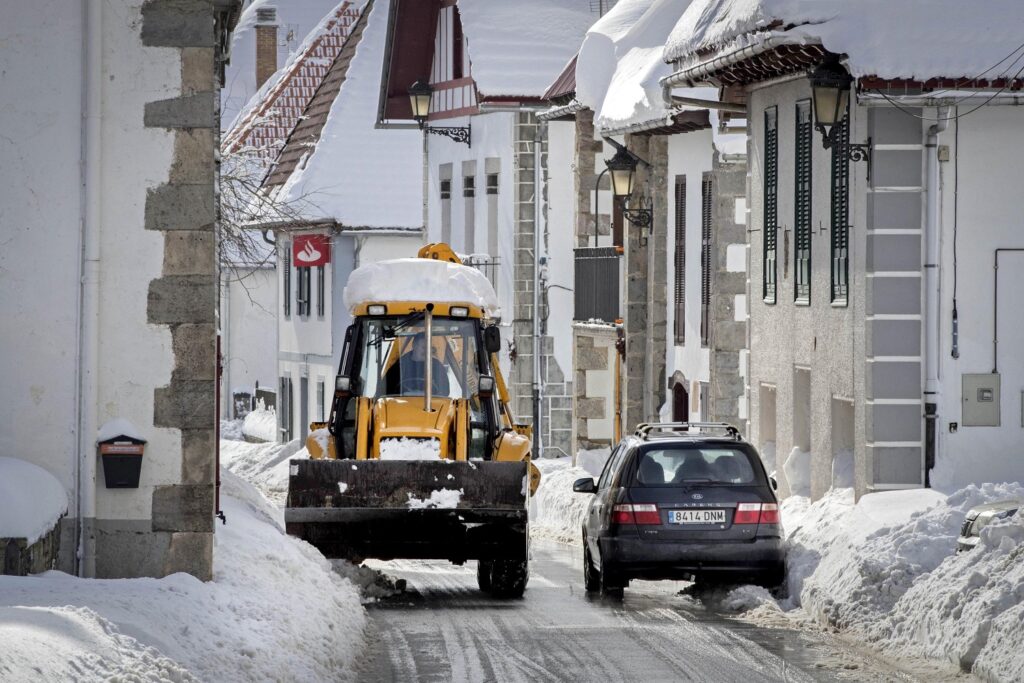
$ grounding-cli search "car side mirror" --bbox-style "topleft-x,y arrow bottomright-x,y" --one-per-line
573,477 -> 597,494
484,325 -> 501,354
769,476 -> 778,491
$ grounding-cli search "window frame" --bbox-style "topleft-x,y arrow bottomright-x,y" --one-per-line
763,106 -> 779,304
296,266 -> 311,317
794,99 -> 813,305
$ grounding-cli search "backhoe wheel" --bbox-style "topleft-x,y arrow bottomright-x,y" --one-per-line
582,541 -> 599,592
489,559 -> 528,598
477,559 -> 493,593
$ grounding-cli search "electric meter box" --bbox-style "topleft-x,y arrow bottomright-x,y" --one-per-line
962,373 -> 1000,427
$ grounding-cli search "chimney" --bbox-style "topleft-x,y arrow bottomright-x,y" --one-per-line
254,6 -> 278,89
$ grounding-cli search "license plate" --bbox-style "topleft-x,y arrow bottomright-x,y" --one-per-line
669,509 -> 726,524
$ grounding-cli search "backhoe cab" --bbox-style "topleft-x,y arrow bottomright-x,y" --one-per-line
285,245 -> 538,597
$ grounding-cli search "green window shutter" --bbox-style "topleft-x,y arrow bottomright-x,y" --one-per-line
831,111 -> 850,303
763,107 -> 778,303
795,100 -> 813,303
701,174 -> 712,346
674,176 -> 686,344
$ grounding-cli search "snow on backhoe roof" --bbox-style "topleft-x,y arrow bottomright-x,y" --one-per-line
343,258 -> 501,317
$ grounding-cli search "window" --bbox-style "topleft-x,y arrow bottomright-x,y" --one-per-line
452,7 -> 464,79
700,174 -> 712,346
279,376 -> 293,442
763,107 -> 778,303
612,199 -> 624,248
283,245 -> 291,318
794,100 -> 813,304
440,164 -> 453,245
486,173 -> 498,195
463,175 -> 475,198
296,267 -> 311,316
316,265 -> 325,318
673,175 -> 686,344
316,379 -> 325,421
597,444 -> 627,490
440,178 -> 451,199
631,447 -> 764,487
463,173 -> 476,252
830,110 -> 850,304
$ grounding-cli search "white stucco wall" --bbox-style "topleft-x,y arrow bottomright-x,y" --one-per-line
666,130 -> 714,405
932,105 -> 1024,488
222,266 -> 277,413
545,120 -> 576,379
1,2 -> 184,522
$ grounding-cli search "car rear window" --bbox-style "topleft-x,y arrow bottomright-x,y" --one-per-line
630,447 -> 763,486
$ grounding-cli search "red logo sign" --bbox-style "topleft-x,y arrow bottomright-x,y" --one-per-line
293,234 -> 330,267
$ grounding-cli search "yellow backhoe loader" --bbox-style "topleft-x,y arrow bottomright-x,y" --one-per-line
285,244 -> 539,597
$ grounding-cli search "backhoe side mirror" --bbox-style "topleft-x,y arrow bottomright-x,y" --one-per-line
484,325 -> 501,354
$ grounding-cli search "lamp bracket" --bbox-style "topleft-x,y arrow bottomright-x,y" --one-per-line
620,196 -> 653,229
424,123 -> 471,147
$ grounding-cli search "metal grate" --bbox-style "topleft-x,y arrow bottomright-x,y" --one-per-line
763,107 -> 778,303
700,174 -> 712,346
674,176 -> 686,344
574,247 -> 620,322
794,100 -> 813,303
831,111 -> 850,303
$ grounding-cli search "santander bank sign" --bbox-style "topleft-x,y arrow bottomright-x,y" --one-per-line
292,234 -> 330,267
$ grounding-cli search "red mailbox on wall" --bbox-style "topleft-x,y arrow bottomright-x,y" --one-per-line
98,435 -> 146,488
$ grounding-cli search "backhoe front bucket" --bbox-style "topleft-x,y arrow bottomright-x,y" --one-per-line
285,459 -> 529,562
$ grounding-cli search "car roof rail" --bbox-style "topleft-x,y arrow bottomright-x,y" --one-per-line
633,422 -> 741,441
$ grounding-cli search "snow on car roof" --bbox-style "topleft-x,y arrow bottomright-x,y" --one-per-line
342,258 -> 501,318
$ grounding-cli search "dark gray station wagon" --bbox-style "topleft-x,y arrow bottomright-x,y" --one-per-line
574,423 -> 785,596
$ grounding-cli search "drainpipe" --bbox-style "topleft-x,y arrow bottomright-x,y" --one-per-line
532,121 -> 545,458
76,0 -> 102,578
923,107 -> 950,486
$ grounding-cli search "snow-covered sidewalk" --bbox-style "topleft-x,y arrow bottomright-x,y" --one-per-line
0,456 -> 364,681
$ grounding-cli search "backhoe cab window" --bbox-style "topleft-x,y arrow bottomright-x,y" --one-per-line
358,317 -> 481,399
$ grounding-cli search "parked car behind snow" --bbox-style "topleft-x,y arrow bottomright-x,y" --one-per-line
957,499 -> 1021,552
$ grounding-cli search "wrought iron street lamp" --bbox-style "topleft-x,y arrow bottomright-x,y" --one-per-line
605,148 -> 652,228
407,80 -> 471,147
808,57 -> 871,163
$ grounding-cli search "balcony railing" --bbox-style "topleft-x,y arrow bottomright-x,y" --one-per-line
574,247 -> 621,322
462,253 -> 500,295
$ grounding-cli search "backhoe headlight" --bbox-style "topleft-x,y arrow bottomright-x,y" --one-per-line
449,306 -> 469,317
367,304 -> 386,315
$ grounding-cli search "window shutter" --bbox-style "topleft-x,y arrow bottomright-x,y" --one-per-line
831,111 -> 850,303
674,176 -> 686,344
701,174 -> 712,346
283,247 -> 291,318
795,100 -> 813,303
316,265 -> 325,317
763,107 -> 778,303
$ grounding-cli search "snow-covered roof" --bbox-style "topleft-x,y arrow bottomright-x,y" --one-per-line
274,0 -> 423,230
343,258 -> 501,317
223,1 -> 363,157
664,0 -> 1024,82
222,0 -> 352,130
0,457 -> 67,544
457,0 -> 597,99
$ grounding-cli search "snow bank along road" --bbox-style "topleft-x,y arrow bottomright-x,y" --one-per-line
353,540 -> 952,683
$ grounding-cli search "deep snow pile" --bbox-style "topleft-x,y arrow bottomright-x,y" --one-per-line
241,405 -> 277,442
220,437 -> 307,508
0,470 -> 365,682
343,257 -> 500,317
531,452 -> 610,544
379,437 -> 443,461
221,418 -> 244,441
0,457 -> 68,543
770,482 -> 1024,680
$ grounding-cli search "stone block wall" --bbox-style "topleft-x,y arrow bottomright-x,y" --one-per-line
2,522 -> 62,576
573,323 -> 619,449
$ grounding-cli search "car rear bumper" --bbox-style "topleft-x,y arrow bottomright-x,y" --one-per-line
601,536 -> 785,583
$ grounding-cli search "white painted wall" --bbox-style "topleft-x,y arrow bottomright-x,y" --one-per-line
545,120 -> 576,379
222,265 -> 277,415
933,105 -> 1024,489
665,130 -> 714,407
1,2 -> 184,522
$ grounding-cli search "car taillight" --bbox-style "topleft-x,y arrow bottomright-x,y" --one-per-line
612,503 -> 661,525
734,503 -> 781,525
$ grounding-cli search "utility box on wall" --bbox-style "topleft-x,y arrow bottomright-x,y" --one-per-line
962,373 -> 1001,427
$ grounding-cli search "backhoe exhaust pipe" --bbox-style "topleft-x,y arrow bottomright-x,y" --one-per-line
424,303 -> 434,413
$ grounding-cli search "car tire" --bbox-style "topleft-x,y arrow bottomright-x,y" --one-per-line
598,556 -> 624,598
490,558 -> 528,599
582,542 -> 599,592
477,559 -> 493,593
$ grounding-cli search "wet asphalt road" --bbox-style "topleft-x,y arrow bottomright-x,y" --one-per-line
353,540 -> 942,683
